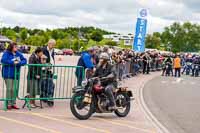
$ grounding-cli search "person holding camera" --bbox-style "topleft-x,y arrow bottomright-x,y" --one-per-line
1,42 -> 27,109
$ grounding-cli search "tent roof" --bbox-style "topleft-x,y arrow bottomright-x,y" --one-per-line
0,35 -> 12,42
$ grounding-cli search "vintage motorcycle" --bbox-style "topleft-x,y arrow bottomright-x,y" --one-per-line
192,64 -> 200,77
186,62 -> 193,75
70,76 -> 133,120
165,62 -> 172,76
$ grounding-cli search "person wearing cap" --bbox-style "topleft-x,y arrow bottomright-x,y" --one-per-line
76,47 -> 95,86
94,53 -> 117,110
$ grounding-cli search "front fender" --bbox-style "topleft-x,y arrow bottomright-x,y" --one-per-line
72,86 -> 86,93
127,91 -> 133,98
116,87 -> 133,98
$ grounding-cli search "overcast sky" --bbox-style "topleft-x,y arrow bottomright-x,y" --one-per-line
0,0 -> 200,34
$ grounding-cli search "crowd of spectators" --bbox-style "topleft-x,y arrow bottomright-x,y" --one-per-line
1,40 -> 200,110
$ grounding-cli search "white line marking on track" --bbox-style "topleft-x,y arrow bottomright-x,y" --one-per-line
0,115 -> 60,133
0,111 -> 111,133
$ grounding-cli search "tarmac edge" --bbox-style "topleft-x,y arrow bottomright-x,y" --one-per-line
137,76 -> 171,133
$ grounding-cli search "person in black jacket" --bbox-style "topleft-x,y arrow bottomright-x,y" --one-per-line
27,47 -> 43,108
142,53 -> 151,74
42,39 -> 56,107
42,39 -> 56,65
94,53 -> 117,110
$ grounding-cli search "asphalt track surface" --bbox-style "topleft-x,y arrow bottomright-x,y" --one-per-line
143,76 -> 200,133
0,55 -> 156,133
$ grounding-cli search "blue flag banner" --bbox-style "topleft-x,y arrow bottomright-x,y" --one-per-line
133,9 -> 148,52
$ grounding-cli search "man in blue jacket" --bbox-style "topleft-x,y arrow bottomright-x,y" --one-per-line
76,48 -> 95,86
1,42 -> 27,109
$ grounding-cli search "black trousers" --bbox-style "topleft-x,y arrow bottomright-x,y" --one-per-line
175,68 -> 181,77
143,62 -> 150,74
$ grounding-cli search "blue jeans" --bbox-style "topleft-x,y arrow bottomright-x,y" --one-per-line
41,79 -> 55,99
133,64 -> 140,74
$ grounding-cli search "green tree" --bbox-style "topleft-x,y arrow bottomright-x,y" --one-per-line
161,22 -> 200,52
105,40 -> 117,46
25,35 -> 46,46
90,31 -> 103,42
145,34 -> 161,49
20,29 -> 28,42
56,38 -> 71,49
5,29 -> 17,41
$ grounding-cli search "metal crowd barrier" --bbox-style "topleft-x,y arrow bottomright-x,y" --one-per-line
115,60 -> 134,80
0,64 -> 20,110
0,64 -> 85,110
115,59 -> 163,80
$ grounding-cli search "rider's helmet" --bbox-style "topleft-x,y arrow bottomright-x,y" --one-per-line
100,52 -> 110,61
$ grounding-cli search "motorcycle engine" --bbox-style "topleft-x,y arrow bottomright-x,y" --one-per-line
97,95 -> 110,112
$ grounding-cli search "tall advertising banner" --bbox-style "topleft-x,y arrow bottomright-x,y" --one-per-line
133,9 -> 148,52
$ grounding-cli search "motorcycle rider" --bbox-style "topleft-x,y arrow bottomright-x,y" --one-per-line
182,54 -> 193,75
162,55 -> 173,76
192,55 -> 200,77
94,53 -> 117,111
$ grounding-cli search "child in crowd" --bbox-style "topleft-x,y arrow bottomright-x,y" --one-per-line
40,55 -> 55,107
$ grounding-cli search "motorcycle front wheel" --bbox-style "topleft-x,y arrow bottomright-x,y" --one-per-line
70,92 -> 95,120
114,92 -> 131,117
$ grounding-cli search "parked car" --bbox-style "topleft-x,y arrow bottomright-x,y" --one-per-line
54,49 -> 63,55
18,45 -> 30,54
62,49 -> 74,56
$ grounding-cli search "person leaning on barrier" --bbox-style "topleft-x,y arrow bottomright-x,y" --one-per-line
91,46 -> 100,66
27,47 -> 43,108
76,47 -> 95,86
1,42 -> 27,110
42,39 -> 56,65
40,55 -> 55,107
42,39 -> 56,107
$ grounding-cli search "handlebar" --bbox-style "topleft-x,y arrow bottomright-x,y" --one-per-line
88,76 -> 110,82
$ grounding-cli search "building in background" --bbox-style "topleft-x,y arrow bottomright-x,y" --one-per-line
103,34 -> 134,46
0,35 -> 12,52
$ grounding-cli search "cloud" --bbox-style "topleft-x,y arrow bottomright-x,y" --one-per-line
0,0 -> 199,34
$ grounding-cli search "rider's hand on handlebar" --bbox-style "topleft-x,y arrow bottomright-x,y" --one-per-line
93,67 -> 96,73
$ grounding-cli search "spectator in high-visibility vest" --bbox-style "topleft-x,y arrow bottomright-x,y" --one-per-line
174,54 -> 181,77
